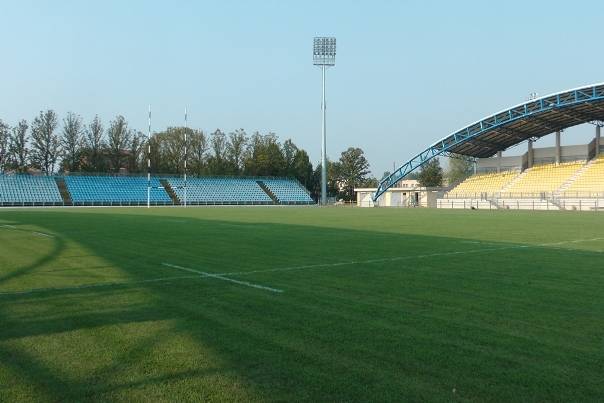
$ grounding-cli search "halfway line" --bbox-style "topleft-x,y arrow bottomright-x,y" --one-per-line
161,263 -> 283,293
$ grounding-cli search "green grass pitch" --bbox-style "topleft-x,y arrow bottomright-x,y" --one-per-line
0,207 -> 603,402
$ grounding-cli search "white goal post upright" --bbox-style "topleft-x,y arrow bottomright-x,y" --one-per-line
147,105 -> 151,209
184,107 -> 188,208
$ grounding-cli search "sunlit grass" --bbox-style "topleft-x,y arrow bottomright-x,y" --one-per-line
0,207 -> 603,401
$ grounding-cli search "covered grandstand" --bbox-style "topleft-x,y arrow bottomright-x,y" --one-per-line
0,175 -> 314,207
374,82 -> 604,211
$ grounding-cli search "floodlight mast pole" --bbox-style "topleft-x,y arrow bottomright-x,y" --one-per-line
321,65 -> 327,205
147,105 -> 151,209
313,37 -> 336,206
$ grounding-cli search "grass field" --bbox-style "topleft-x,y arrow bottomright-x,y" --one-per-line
0,207 -> 603,402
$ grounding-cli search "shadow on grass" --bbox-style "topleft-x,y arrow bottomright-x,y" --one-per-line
0,210 -> 603,402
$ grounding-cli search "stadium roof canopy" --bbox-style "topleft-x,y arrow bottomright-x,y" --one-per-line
374,82 -> 604,200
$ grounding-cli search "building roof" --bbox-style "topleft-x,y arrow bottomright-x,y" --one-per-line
374,82 -> 604,200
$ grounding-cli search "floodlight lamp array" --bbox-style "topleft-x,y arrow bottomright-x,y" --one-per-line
313,37 -> 336,66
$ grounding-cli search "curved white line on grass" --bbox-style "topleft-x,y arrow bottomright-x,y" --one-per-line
32,231 -> 54,238
161,263 -> 283,293
0,225 -> 54,238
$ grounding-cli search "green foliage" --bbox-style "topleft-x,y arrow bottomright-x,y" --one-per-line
0,111 -> 373,192
60,112 -> 84,173
447,154 -> 474,185
81,115 -> 105,172
8,120 -> 29,173
106,115 -> 131,172
30,110 -> 60,174
336,147 -> 371,200
0,119 -> 9,173
291,149 -> 313,188
418,158 -> 443,187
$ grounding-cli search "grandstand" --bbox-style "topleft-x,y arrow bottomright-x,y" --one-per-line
167,177 -> 272,205
65,176 -> 171,205
565,155 -> 604,195
261,179 -> 314,204
0,175 -> 63,206
0,175 -> 314,206
372,82 -> 604,211
503,161 -> 585,195
448,171 -> 519,197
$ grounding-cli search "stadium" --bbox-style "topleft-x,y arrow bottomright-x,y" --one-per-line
356,83 -> 604,210
2,3 -> 604,402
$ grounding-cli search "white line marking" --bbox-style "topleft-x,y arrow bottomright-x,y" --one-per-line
162,263 -> 283,293
1,225 -> 54,238
32,231 -> 53,238
219,237 -> 604,277
0,275 -> 201,296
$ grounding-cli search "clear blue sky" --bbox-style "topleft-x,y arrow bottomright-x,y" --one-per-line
1,0 -> 603,176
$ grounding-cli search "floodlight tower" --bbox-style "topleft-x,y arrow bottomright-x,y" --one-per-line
313,37 -> 336,205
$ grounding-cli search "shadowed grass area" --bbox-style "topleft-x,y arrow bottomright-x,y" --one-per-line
0,207 -> 603,401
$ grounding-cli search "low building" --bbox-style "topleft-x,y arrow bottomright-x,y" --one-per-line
355,180 -> 445,207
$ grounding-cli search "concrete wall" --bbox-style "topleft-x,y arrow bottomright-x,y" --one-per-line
477,155 -> 523,172
533,144 -> 587,164
477,144 -> 589,172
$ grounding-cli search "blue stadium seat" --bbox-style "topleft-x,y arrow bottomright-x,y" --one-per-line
167,177 -> 273,204
64,176 -> 171,204
0,175 -> 62,205
262,179 -> 314,204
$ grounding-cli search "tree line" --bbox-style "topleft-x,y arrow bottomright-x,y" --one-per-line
0,110 -> 379,201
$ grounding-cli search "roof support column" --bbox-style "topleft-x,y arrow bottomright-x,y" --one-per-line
528,139 -> 534,168
497,151 -> 502,173
596,126 -> 601,157
555,130 -> 561,164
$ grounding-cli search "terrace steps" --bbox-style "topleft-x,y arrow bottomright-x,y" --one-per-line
499,170 -> 526,193
557,159 -> 594,193
54,177 -> 72,205
256,180 -> 279,204
160,179 -> 181,204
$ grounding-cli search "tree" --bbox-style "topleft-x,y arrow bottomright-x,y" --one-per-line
128,131 -> 146,173
292,149 -> 313,188
0,119 -> 9,173
61,112 -> 83,172
227,129 -> 247,174
9,120 -> 29,172
207,129 -> 228,174
447,154 -> 474,185
311,160 -> 340,201
263,133 -> 286,176
107,115 -> 131,172
417,158 -> 443,187
154,127 -> 185,173
282,139 -> 298,177
83,115 -> 105,172
189,129 -> 208,175
360,177 -> 379,187
30,110 -> 60,174
337,147 -> 371,200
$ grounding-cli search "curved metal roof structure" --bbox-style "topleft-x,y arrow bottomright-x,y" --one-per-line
373,82 -> 604,201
